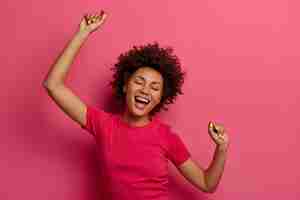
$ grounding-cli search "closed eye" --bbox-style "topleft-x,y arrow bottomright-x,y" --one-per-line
134,81 -> 143,85
134,79 -> 160,91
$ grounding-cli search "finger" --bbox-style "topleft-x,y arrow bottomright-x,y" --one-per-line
93,11 -> 104,22
215,124 -> 225,135
89,13 -> 96,22
99,10 -> 107,20
220,128 -> 226,136
84,14 -> 90,21
92,14 -> 102,23
213,133 -> 220,141
208,121 -> 215,130
85,13 -> 93,24
96,10 -> 103,18
210,129 -> 220,139
220,126 -> 225,134
95,13 -> 103,22
96,14 -> 107,26
91,18 -> 97,23
94,11 -> 102,18
212,124 -> 219,134
91,12 -> 98,18
101,13 -> 108,22
86,19 -> 92,25
95,12 -> 102,20
86,13 -> 93,19
209,122 -> 218,136
219,133 -> 225,139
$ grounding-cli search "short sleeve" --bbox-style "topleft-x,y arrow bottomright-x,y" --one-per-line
81,104 -> 110,136
166,130 -> 191,167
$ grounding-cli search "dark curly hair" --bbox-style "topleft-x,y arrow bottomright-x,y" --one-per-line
108,42 -> 186,117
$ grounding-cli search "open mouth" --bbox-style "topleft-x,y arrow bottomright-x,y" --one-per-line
134,96 -> 150,110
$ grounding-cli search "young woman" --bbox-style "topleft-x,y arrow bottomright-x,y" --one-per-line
43,10 -> 230,200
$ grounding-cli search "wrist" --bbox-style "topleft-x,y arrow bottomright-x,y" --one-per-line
76,30 -> 90,39
216,143 -> 228,152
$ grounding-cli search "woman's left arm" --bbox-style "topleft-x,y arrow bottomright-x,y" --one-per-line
177,121 -> 230,193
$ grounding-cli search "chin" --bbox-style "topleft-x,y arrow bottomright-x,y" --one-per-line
130,105 -> 152,118
132,108 -> 149,117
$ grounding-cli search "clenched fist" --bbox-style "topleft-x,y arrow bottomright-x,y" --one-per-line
208,121 -> 230,150
78,10 -> 108,35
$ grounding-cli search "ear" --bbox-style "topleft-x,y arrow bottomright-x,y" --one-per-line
123,85 -> 126,93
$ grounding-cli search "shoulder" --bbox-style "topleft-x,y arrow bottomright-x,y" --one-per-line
86,105 -> 116,128
88,105 -> 113,120
155,119 -> 179,139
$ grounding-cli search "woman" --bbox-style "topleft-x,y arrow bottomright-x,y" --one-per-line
43,10 -> 230,200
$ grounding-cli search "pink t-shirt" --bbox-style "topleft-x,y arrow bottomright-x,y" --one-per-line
81,105 -> 191,200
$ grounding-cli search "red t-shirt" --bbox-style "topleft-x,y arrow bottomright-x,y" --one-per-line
81,105 -> 191,200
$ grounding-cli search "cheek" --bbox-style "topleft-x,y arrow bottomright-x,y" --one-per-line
152,93 -> 162,104
124,90 -> 133,104
127,84 -> 137,95
128,84 -> 140,94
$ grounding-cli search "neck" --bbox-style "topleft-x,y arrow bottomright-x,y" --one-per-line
121,107 -> 151,127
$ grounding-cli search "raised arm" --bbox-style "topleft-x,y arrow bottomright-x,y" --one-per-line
43,11 -> 108,128
177,122 -> 230,193
178,145 -> 228,193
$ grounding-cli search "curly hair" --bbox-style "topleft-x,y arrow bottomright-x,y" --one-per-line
108,42 -> 186,117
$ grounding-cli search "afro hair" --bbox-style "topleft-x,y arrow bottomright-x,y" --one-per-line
109,42 -> 186,117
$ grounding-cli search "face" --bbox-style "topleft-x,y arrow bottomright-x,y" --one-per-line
123,67 -> 164,119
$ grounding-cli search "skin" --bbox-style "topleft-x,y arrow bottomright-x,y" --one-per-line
121,66 -> 164,127
120,66 -> 229,193
43,9 -> 229,194
75,11 -> 229,193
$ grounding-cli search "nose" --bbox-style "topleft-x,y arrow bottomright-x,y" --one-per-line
140,86 -> 150,95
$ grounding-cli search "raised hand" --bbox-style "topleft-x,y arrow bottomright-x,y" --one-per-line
208,121 -> 230,149
78,10 -> 108,35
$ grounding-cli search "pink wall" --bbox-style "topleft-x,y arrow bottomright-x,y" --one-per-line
2,0 -> 299,199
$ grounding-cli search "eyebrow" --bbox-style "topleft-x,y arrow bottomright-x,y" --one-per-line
135,75 -> 161,85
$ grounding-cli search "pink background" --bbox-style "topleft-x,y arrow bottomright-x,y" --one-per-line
2,0 -> 299,199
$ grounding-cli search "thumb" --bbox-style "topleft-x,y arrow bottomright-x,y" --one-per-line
208,121 -> 218,133
96,13 -> 108,26
90,13 -> 108,30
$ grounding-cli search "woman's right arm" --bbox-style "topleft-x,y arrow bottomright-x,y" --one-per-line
43,11 -> 107,128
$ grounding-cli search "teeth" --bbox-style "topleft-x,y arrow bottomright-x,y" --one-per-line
135,96 -> 150,104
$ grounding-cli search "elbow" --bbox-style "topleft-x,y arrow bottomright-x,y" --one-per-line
197,183 -> 216,193
42,80 -> 52,88
42,81 -> 63,90
204,186 -> 217,193
42,81 -> 49,88
202,180 -> 217,193
42,82 -> 53,91
202,172 -> 218,193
